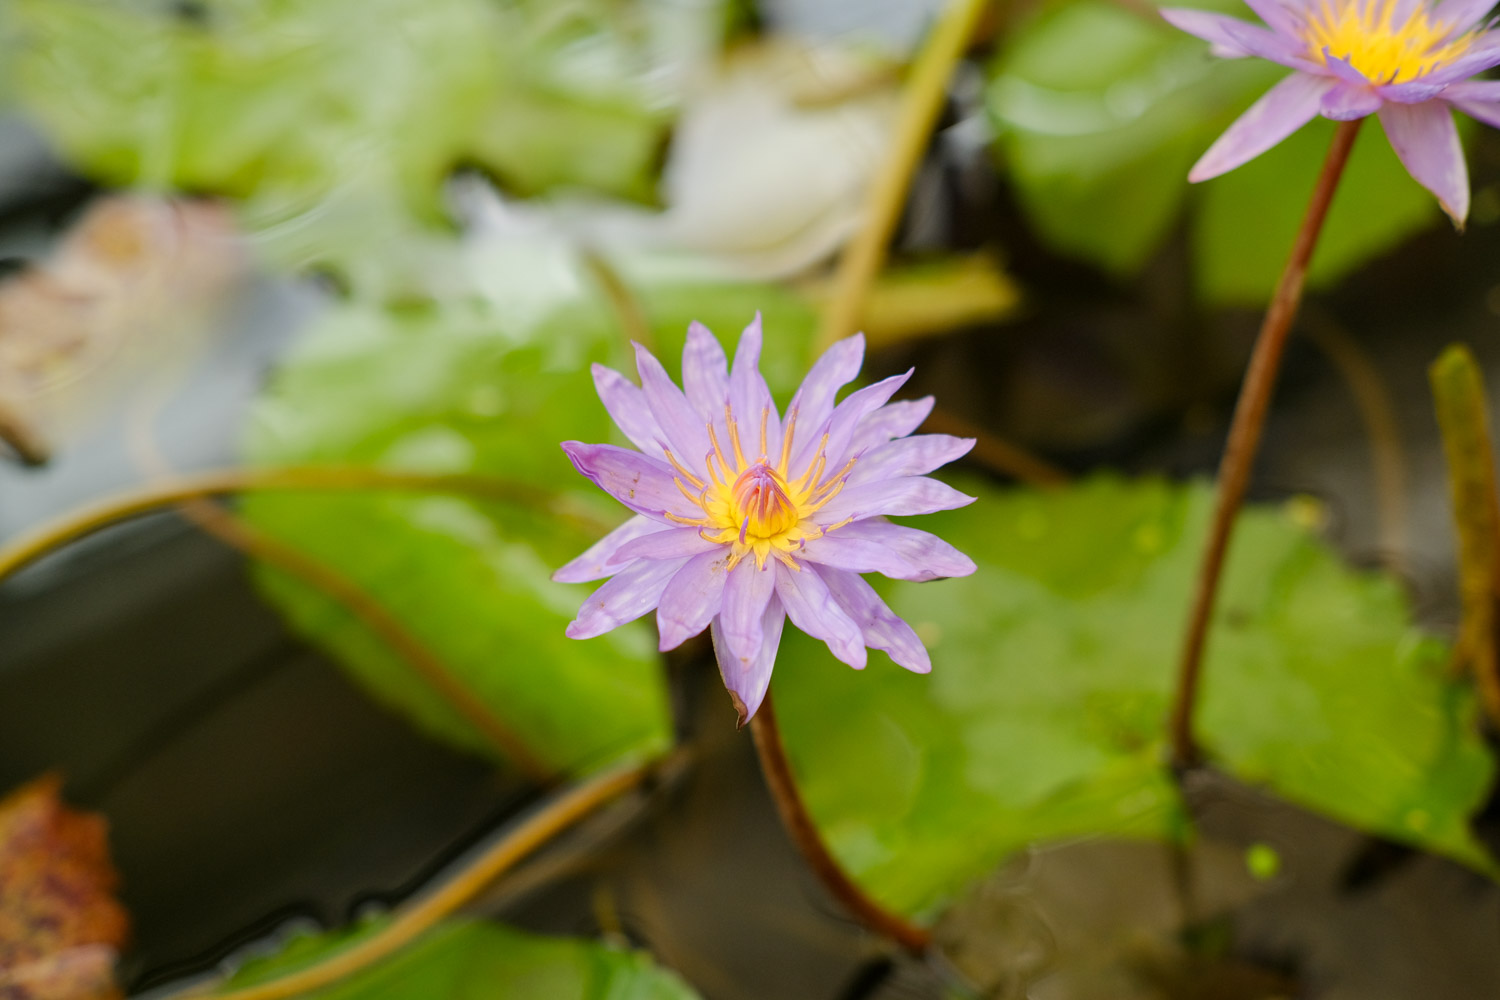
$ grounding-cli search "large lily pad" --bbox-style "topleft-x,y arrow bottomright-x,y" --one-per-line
220,919 -> 701,999
775,476 -> 1494,919
241,283 -> 819,773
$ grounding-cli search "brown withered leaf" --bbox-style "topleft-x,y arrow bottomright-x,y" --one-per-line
0,775 -> 128,1000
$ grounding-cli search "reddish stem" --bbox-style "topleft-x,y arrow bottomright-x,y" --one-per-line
749,689 -> 932,954
1169,119 -> 1364,770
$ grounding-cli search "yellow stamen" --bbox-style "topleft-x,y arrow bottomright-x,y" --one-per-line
669,401 -> 864,570
662,448 -> 705,490
1303,0 -> 1474,83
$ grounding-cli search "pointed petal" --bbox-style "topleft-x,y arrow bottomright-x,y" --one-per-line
1443,79 -> 1500,129
709,596 -> 785,724
786,333 -> 865,467
553,514 -> 660,583
720,557 -> 777,664
1434,0 -> 1496,33
1161,9 -> 1320,69
592,364 -> 665,456
727,312 -> 781,454
1189,72 -> 1335,182
844,434 -> 974,486
1320,79 -> 1383,119
1242,0 -> 1301,35
815,476 -> 977,524
1379,100 -> 1470,224
1376,80 -> 1450,103
560,441 -> 700,522
799,370 -> 913,473
819,567 -> 931,674
775,562 -> 867,669
656,548 -> 732,650
615,526 -> 722,563
1423,33 -> 1500,83
681,321 -> 729,422
1322,52 -> 1370,86
800,520 -> 977,581
634,342 -> 712,467
848,397 -> 934,455
565,557 -> 687,639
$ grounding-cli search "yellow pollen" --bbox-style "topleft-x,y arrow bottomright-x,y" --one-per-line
1303,0 -> 1474,83
683,410 -> 855,570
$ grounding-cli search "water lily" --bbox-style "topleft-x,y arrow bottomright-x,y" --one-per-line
1162,0 -> 1500,223
554,315 -> 977,723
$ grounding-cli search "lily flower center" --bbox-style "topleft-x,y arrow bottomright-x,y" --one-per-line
1303,0 -> 1473,83
662,405 -> 856,570
732,463 -> 800,539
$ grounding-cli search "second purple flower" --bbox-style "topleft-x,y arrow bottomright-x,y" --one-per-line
1163,0 -> 1500,224
554,315 -> 978,724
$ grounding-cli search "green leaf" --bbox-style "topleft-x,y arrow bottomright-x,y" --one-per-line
988,0 -> 1276,274
220,919 -> 701,999
987,0 -> 1439,297
775,476 -> 1494,919
5,0 -> 713,290
241,281 -> 818,772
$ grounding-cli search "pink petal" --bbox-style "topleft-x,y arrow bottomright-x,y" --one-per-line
566,557 -> 688,639
634,342 -> 712,467
1320,80 -> 1383,119
681,321 -> 729,422
815,476 -> 977,524
803,370 -> 914,473
774,563 -> 867,669
844,434 -> 974,486
1376,80 -> 1450,103
656,549 -> 731,651
1423,34 -> 1500,83
800,520 -> 977,582
786,333 -> 864,468
1189,72 -> 1336,182
1322,52 -> 1370,86
819,568 -> 931,674
1434,0 -> 1497,33
1444,79 -> 1500,129
615,526 -> 721,563
1161,9 -> 1321,70
592,364 -> 666,456
553,514 -> 660,583
847,397 -> 935,456
1378,100 -> 1470,224
727,312 -> 782,454
560,441 -> 700,522
1241,0 -> 1302,36
719,557 -> 777,664
709,595 -> 785,724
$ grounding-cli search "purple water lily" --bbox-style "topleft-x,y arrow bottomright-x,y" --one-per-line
554,315 -> 977,724
1162,0 -> 1500,223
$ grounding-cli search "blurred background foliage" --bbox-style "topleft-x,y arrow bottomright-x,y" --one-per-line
1,0 -> 1498,997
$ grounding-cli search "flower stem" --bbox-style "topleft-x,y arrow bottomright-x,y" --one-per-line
1169,118 -> 1362,771
0,466 -> 609,582
749,688 -> 932,954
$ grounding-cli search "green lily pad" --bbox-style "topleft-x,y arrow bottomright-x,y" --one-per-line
241,282 -> 818,773
987,0 -> 1438,299
775,476 -> 1494,919
4,0 -> 711,291
220,919 -> 701,999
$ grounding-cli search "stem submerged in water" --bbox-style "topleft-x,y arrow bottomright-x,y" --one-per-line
1169,118 -> 1364,770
